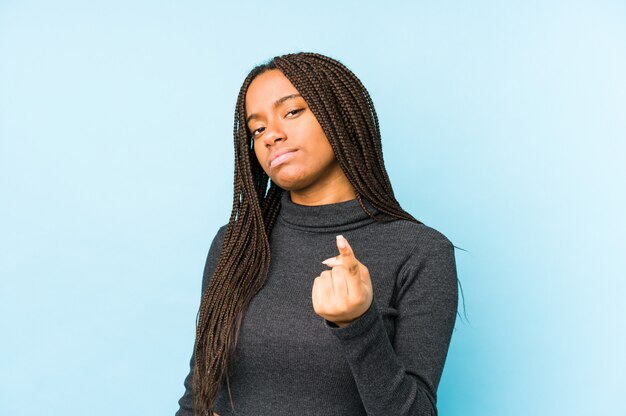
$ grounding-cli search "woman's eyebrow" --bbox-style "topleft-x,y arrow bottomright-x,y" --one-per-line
246,94 -> 303,124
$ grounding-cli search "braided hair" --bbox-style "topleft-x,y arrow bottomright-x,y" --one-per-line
192,52 -> 422,415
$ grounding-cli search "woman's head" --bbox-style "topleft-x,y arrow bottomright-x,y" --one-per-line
233,52 -> 402,209
192,52 -> 420,416
245,68 -> 354,204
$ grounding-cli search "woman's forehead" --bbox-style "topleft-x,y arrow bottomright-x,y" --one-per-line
245,70 -> 301,111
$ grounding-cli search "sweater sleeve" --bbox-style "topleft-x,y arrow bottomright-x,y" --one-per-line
175,225 -> 227,416
325,230 -> 458,416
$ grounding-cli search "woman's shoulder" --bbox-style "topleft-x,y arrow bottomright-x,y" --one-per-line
380,219 -> 458,291
214,223 -> 228,240
205,223 -> 229,263
377,217 -> 453,252
200,223 -> 229,293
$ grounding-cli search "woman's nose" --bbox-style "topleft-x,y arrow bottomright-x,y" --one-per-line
262,121 -> 286,146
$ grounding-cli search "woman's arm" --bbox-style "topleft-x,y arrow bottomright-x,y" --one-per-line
325,231 -> 458,415
175,225 -> 227,416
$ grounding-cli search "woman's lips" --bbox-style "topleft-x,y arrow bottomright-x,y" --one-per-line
270,150 -> 296,168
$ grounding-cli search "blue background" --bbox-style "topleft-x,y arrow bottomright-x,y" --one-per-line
1,0 -> 624,414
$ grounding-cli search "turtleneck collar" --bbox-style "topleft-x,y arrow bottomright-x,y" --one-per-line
277,190 -> 386,232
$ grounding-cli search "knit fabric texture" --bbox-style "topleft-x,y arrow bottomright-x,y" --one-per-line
176,191 -> 458,416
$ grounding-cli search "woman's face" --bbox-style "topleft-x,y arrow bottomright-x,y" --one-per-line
245,69 -> 354,204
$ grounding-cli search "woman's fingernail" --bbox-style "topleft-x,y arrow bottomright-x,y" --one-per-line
336,235 -> 346,249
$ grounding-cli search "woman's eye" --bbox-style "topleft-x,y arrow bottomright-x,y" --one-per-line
251,126 -> 265,137
286,108 -> 303,117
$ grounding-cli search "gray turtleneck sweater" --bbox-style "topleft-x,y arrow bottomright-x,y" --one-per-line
176,191 -> 458,416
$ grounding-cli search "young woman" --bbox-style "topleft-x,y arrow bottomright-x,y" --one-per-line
176,52 -> 458,416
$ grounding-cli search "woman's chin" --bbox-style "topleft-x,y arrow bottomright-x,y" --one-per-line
271,172 -> 309,191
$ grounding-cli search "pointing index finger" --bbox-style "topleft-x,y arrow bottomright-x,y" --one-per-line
336,235 -> 359,275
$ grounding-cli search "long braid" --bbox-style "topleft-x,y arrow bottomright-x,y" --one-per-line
192,52 -> 422,416
283,56 -> 386,205
192,67 -> 275,416
275,53 -> 418,223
